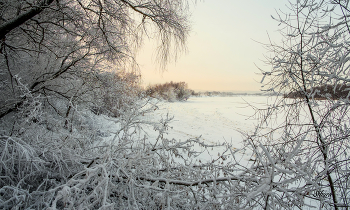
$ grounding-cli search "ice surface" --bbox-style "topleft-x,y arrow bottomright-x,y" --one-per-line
150,96 -> 271,144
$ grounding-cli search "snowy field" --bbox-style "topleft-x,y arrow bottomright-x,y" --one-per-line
151,95 -> 271,144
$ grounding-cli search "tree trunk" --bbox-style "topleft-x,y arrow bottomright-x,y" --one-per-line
0,0 -> 55,39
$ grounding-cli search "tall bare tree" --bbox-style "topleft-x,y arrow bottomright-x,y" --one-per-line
0,0 -> 190,119
249,0 -> 350,209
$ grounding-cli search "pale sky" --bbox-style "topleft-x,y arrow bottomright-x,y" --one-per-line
136,0 -> 288,92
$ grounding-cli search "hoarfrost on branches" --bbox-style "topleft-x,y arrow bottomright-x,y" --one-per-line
3,0 -> 350,209
248,0 -> 350,209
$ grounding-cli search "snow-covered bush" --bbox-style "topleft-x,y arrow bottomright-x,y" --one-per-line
89,71 -> 142,117
146,81 -> 193,101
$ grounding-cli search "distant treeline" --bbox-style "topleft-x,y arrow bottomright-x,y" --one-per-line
145,83 -> 269,101
284,84 -> 350,100
197,91 -> 264,97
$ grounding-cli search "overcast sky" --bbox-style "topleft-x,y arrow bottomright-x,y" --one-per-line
136,0 -> 288,92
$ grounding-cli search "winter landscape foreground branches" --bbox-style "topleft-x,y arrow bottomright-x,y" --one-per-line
2,0 -> 350,209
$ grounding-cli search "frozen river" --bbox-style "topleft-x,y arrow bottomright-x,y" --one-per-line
152,95 -> 274,146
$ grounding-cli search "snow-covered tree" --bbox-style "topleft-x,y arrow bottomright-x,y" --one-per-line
0,0 -> 190,119
245,0 -> 350,209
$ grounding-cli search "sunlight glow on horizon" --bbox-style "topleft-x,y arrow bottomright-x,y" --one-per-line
136,0 -> 288,92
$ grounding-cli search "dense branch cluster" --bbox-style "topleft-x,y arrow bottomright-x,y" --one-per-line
255,0 -> 350,209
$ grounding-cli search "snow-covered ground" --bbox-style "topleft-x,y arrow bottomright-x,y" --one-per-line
151,95 -> 271,144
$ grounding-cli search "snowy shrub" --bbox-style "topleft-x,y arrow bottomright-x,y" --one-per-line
164,87 -> 177,102
89,71 -> 142,117
146,81 -> 193,101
